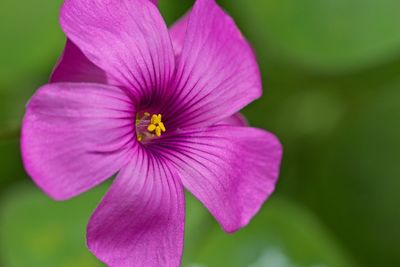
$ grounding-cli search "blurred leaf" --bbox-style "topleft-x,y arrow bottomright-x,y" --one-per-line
158,0 -> 193,25
306,79 -> 400,267
222,0 -> 400,73
0,0 -> 64,130
0,183 -> 107,267
182,193 -> 215,264
0,183 -> 214,267
275,88 -> 345,140
184,197 -> 355,267
0,139 -> 24,190
0,0 -> 63,84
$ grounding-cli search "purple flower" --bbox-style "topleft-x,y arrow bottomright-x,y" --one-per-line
21,0 -> 282,266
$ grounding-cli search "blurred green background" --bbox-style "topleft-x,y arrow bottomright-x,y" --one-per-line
1,0 -> 399,266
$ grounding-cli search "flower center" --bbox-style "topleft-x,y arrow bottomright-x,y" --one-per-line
136,112 -> 166,142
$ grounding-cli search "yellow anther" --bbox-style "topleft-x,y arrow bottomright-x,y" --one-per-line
146,113 -> 166,137
158,122 -> 166,132
155,126 -> 161,137
144,112 -> 150,117
151,114 -> 162,125
137,135 -> 143,142
147,124 -> 156,132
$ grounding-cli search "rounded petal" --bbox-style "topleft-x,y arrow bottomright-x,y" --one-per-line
87,148 -> 184,267
162,0 -> 262,129
155,125 -> 282,232
21,83 -> 135,200
60,0 -> 175,101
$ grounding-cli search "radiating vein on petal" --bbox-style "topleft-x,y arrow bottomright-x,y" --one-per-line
60,0 -> 175,102
155,125 -> 282,232
162,0 -> 262,129
21,83 -> 135,200
87,147 -> 184,267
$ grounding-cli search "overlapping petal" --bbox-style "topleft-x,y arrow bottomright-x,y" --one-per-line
50,40 -> 112,84
52,0 -> 160,84
87,147 -> 184,267
217,113 -> 248,126
161,0 -> 262,129
155,125 -> 282,232
169,12 -> 189,57
21,83 -> 135,200
60,0 -> 175,103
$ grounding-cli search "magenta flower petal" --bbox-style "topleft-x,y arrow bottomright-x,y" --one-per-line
50,40 -> 113,84
155,125 -> 282,232
169,11 -> 189,57
87,149 -> 184,267
217,113 -> 248,126
169,10 -> 248,129
22,0 -> 283,265
21,83 -> 135,200
60,0 -> 175,101
162,0 -> 262,128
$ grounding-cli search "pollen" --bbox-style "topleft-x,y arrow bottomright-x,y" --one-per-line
147,114 -> 166,137
135,112 -> 166,142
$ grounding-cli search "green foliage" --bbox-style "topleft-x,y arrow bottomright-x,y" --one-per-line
309,79 -> 400,267
222,0 -> 400,73
0,185 -> 354,267
0,184 -> 107,267
158,0 -> 194,25
0,0 -> 64,130
0,139 -> 24,191
184,198 -> 355,267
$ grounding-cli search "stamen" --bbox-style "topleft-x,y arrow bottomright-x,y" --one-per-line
147,124 -> 156,132
136,112 -> 166,142
158,122 -> 166,132
155,126 -> 161,137
147,113 -> 166,137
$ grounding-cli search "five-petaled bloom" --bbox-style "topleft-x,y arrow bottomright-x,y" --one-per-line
21,0 -> 282,266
